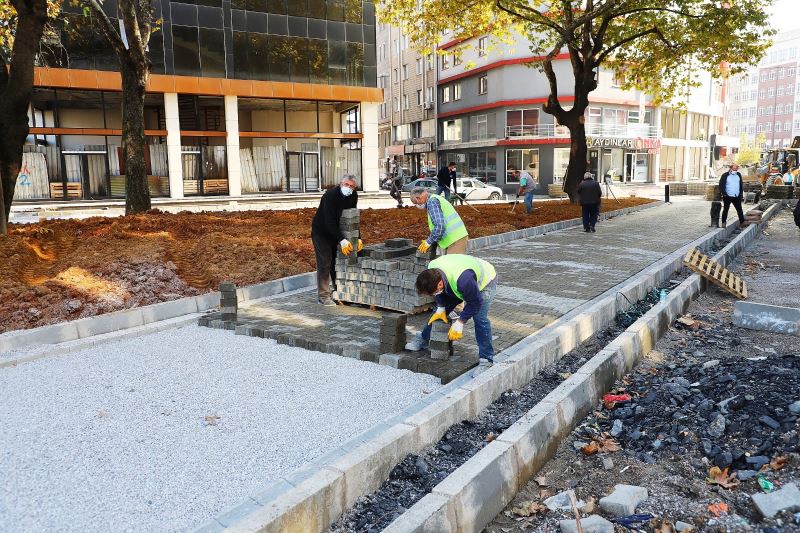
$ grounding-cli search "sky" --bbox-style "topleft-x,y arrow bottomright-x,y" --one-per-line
768,0 -> 800,32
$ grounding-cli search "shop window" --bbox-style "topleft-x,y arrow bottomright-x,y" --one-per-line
505,149 -> 539,183
552,148 -> 570,182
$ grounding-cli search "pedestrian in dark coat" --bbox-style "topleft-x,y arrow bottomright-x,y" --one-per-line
577,172 -> 602,233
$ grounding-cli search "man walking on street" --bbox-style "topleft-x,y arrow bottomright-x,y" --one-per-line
577,172 -> 602,233
436,161 -> 457,200
513,165 -> 538,215
409,186 -> 469,255
405,254 -> 498,368
311,174 -> 362,306
389,167 -> 404,208
719,163 -> 745,227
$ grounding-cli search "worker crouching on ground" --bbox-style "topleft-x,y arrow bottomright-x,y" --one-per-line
409,186 -> 469,255
311,174 -> 363,306
405,254 -> 498,368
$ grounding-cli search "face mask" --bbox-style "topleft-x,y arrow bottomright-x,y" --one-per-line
415,203 -> 426,210
341,185 -> 354,197
433,289 -> 443,296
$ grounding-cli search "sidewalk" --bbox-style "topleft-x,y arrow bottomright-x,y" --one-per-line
205,199 -> 716,381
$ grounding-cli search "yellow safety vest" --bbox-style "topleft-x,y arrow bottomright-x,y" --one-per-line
429,254 -> 496,300
426,194 -> 468,249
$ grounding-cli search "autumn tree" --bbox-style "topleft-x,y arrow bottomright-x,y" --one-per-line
735,132 -> 766,167
381,0 -> 773,199
0,0 -> 53,234
83,0 -> 153,214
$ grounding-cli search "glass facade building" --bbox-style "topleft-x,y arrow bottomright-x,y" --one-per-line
17,0 -> 381,202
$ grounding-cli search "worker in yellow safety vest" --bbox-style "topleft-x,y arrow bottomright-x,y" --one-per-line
409,186 -> 468,255
405,254 -> 497,369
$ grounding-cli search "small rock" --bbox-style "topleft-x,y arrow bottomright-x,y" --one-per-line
707,414 -> 726,438
611,419 -> 623,437
573,440 -> 589,451
746,455 -> 770,469
702,359 -> 720,369
788,401 -> 800,415
559,514 -> 614,533
759,415 -> 781,430
439,444 -> 452,453
737,470 -> 758,481
599,484 -> 649,516
545,489 -> 585,512
602,457 -> 614,470
751,483 -> 800,518
692,350 -> 705,358
675,521 -> 695,532
714,451 -> 733,468
414,457 -> 428,475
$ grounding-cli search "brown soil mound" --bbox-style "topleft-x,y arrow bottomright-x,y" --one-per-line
0,198 -> 652,333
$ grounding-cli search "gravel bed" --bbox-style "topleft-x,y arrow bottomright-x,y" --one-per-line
0,326 -> 440,532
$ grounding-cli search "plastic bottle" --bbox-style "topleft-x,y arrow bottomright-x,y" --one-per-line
659,289 -> 667,303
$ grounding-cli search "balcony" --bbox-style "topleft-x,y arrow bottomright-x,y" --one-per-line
505,123 -> 662,139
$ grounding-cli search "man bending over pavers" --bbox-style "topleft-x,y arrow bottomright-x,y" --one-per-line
311,174 -> 363,306
409,186 -> 469,255
405,254 -> 498,369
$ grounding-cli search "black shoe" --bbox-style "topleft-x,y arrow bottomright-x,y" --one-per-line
584,228 -> 590,232
591,227 -> 596,232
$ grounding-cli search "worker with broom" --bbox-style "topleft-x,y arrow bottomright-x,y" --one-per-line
409,186 -> 469,255
511,166 -> 538,215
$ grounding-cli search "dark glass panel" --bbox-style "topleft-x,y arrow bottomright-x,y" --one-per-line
288,0 -> 307,17
246,0 -> 267,12
199,28 -> 226,77
266,0 -> 286,13
308,39 -> 328,83
231,8 -> 247,29
231,0 -> 245,9
363,24 -> 375,44
289,37 -> 310,83
326,0 -> 344,21
363,0 -> 374,23
268,35 -> 292,81
195,0 -> 222,7
268,13 -> 288,35
344,0 -> 361,23
148,31 -> 166,74
346,42 -> 364,86
308,18 -> 326,39
197,5 -> 224,27
363,65 -> 376,87
363,43 -> 375,67
247,11 -> 268,32
170,2 -> 199,25
172,25 -> 201,76
248,32 -> 270,80
345,22 -> 361,42
288,16 -> 307,37
328,39 -> 346,69
327,20 -> 344,41
308,0 -> 325,19
233,31 -> 250,79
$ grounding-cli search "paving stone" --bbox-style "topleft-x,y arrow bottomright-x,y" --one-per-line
599,484 -> 649,516
751,482 -> 800,518
559,515 -> 614,533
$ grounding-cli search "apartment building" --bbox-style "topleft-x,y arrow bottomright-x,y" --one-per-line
376,25 -> 437,179
435,30 -> 726,192
726,30 -> 800,148
16,0 -> 382,203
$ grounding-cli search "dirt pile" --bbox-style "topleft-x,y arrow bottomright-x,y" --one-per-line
0,198 -> 651,333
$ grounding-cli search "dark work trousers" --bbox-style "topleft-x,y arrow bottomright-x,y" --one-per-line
721,196 -> 745,224
582,203 -> 599,230
389,182 -> 403,206
312,231 -> 338,301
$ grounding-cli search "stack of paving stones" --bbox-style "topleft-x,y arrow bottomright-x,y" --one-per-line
765,184 -> 794,199
379,313 -> 407,353
429,320 -> 453,360
332,214 -> 437,313
339,208 -> 361,265
219,281 -> 237,327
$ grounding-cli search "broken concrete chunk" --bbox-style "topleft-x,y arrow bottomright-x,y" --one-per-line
751,482 -> 800,518
558,514 -> 614,533
675,521 -> 695,531
544,489 -> 585,511
733,301 -> 800,336
599,484 -> 649,516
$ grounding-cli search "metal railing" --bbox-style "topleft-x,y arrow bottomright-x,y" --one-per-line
505,123 -> 662,139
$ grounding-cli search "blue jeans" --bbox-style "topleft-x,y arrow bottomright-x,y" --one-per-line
524,191 -> 534,214
436,185 -> 451,200
420,282 -> 497,361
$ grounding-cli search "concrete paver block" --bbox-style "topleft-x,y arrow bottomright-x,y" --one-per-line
381,492 -> 457,533
751,482 -> 800,518
733,301 -> 800,335
559,515 -> 614,533
599,484 -> 649,516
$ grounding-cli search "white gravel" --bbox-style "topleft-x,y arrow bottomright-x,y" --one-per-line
0,326 -> 440,532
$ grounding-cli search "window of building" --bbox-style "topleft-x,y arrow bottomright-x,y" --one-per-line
767,105 -> 773,115
416,58 -> 422,74
443,118 -> 461,141
505,149 -> 539,183
788,85 -> 794,95
779,67 -> 786,78
441,54 -> 450,70
766,122 -> 772,132
394,39 -> 399,55
506,109 -> 540,136
760,72 -> 767,81
402,94 -> 408,109
776,104 -> 782,114
393,97 -> 399,112
393,68 -> 398,82
789,67 -> 796,77
612,69 -> 625,88
453,51 -> 462,66
785,121 -> 791,131
478,36 -> 487,56
411,121 -> 422,138
769,70 -> 776,79
627,110 -> 641,123
452,82 -> 461,100
426,53 -> 434,70
768,87 -> 775,97
757,124 -> 764,133
441,86 -> 450,103
479,75 -> 488,94
469,113 -> 495,140
402,64 -> 408,79
426,86 -> 433,104
467,151 -> 497,183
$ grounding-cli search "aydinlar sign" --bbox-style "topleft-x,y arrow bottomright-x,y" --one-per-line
586,137 -> 661,154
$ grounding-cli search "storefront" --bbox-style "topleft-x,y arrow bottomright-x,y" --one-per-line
586,136 -> 661,183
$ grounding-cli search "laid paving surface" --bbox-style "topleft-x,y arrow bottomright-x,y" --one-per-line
204,200 -> 713,381
0,326 -> 440,532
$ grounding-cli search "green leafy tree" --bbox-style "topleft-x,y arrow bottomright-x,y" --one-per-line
735,132 -> 766,167
381,0 -> 774,199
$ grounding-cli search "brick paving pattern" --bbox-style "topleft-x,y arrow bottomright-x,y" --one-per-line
201,201 -> 711,381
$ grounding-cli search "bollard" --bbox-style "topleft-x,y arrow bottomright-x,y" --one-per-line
664,184 -> 670,203
710,201 -> 721,228
219,281 -> 238,323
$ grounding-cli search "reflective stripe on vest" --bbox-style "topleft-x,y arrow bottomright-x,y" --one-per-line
429,254 -> 497,300
426,194 -> 468,249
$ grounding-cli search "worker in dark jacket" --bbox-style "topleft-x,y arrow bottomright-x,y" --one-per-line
577,172 -> 602,233
718,163 -> 745,227
436,162 -> 457,200
311,175 -> 362,306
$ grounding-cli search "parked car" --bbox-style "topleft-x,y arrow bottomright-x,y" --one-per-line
401,178 -> 437,193
456,178 -> 503,200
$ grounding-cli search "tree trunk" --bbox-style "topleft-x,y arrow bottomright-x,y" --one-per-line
562,117 -> 588,202
121,60 -> 151,214
0,0 -> 50,234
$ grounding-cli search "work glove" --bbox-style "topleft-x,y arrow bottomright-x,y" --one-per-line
418,240 -> 431,253
357,238 -> 364,252
448,320 -> 464,341
340,239 -> 353,256
427,307 -> 449,325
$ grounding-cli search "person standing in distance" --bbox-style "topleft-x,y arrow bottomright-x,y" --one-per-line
436,161 -> 457,200
577,171 -> 602,233
718,163 -> 745,227
311,174 -> 362,306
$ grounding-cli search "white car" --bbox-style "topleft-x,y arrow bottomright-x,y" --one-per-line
456,178 -> 504,200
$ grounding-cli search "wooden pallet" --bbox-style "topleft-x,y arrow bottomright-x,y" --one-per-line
683,248 -> 747,299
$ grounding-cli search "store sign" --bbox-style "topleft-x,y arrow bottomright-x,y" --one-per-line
386,144 -> 405,155
587,136 -> 662,154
